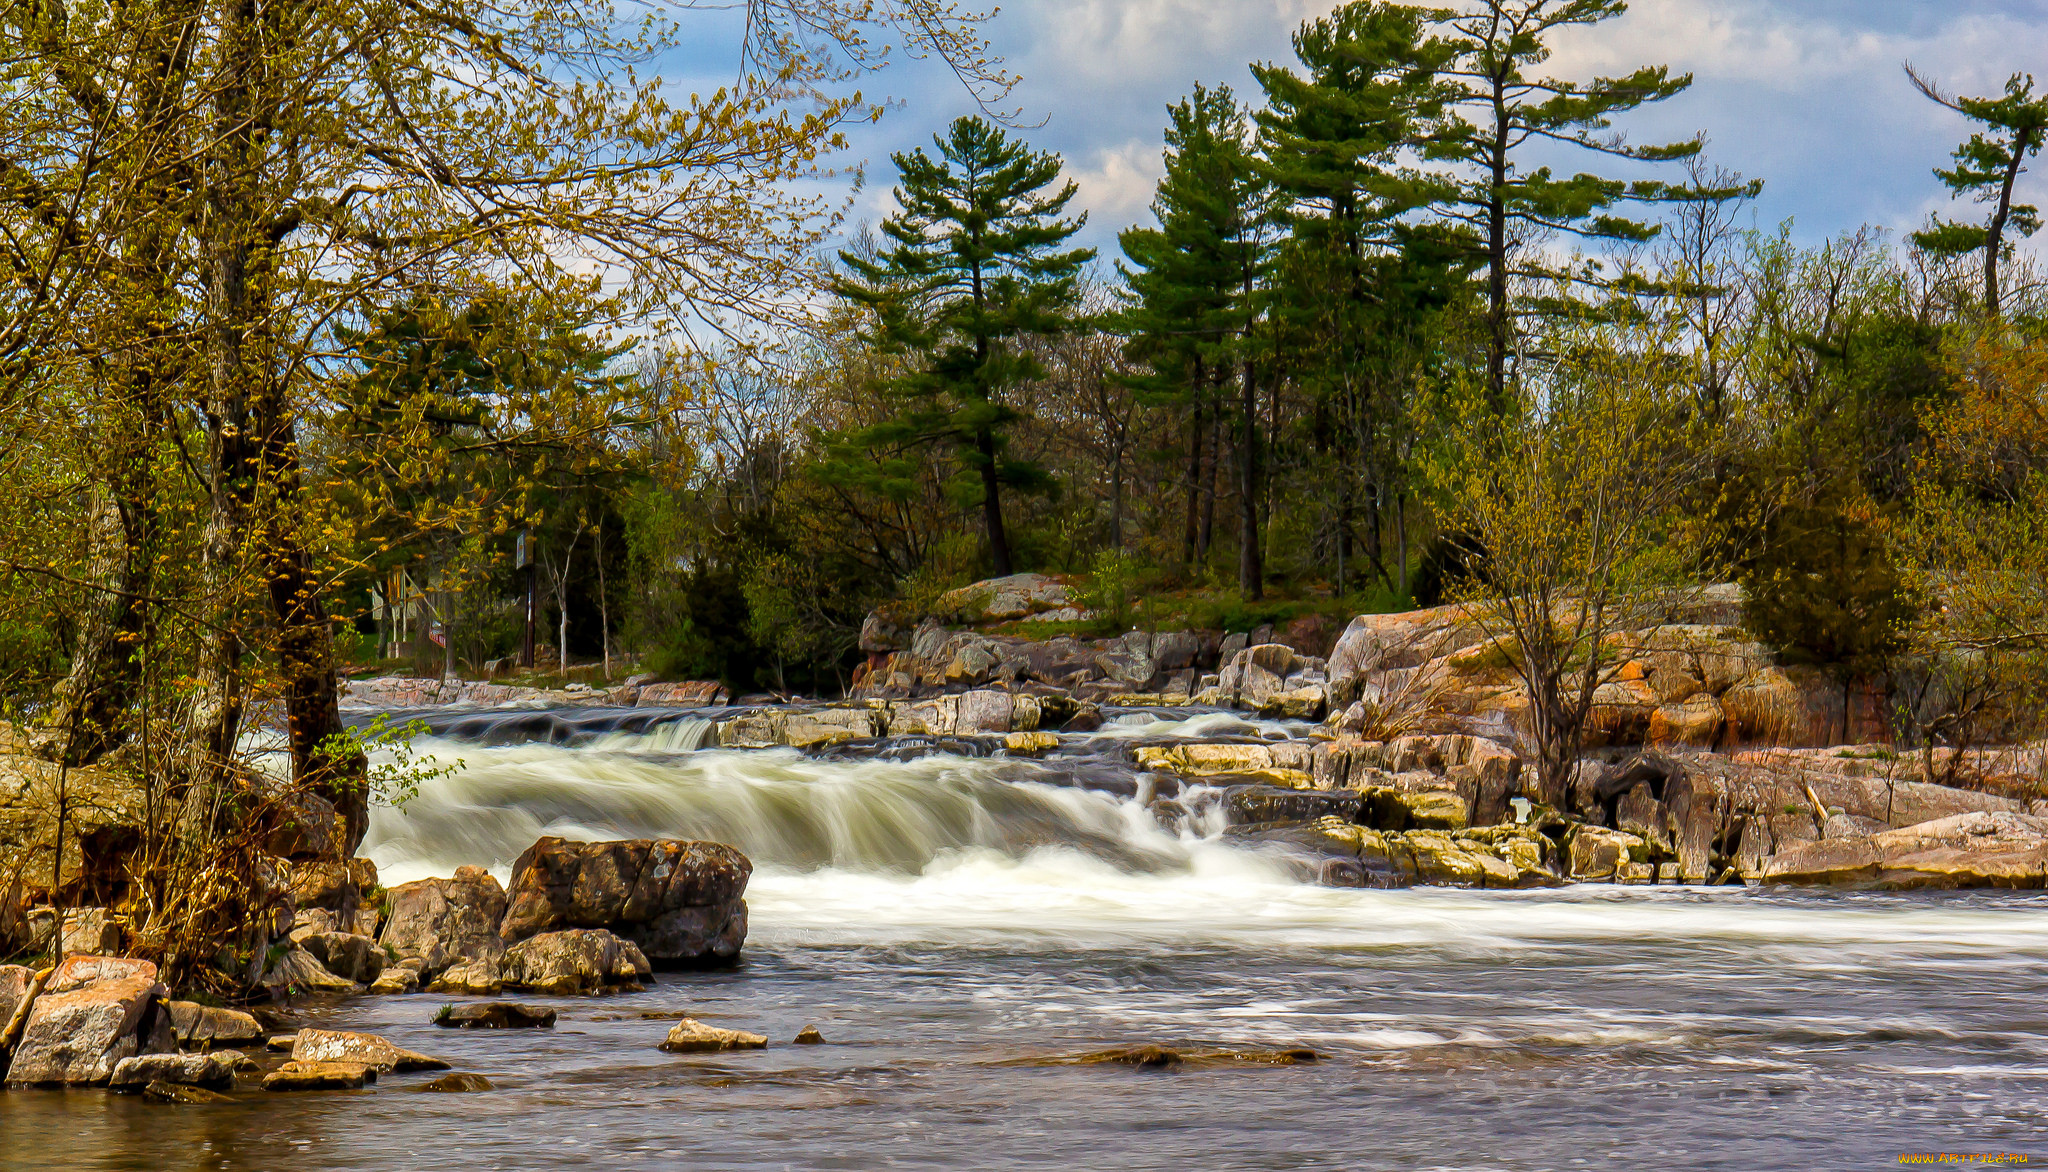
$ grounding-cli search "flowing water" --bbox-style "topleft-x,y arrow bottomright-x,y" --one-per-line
9,706 -> 2048,1171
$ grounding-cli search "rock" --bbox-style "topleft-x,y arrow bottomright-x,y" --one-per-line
266,1034 -> 297,1051
659,1018 -> 768,1053
427,958 -> 503,995
636,681 -> 730,707
435,1002 -> 557,1029
109,1052 -> 235,1090
1222,786 -> 1364,827
499,929 -> 651,995
793,1025 -> 826,1045
166,1002 -> 265,1048
1003,731 -> 1059,757
59,907 -> 122,955
379,866 -> 507,979
263,1060 -> 375,1091
1649,694 -> 1724,747
1282,614 -> 1340,658
1566,826 -> 1647,881
145,1080 -> 236,1104
368,967 -> 420,995
261,946 -> 360,994
1404,830 -> 1521,887
290,1027 -> 448,1073
500,836 -> 750,969
417,1072 -> 494,1092
286,860 -> 356,916
5,956 -> 173,1086
294,931 -> 385,984
0,963 -> 35,1032
1763,811 -> 2048,889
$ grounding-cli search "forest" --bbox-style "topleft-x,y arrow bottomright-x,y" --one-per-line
1,0 -> 2046,978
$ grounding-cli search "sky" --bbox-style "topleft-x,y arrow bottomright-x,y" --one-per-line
658,0 -> 2048,264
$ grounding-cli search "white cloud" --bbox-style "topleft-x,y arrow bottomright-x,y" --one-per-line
1065,139 -> 1165,233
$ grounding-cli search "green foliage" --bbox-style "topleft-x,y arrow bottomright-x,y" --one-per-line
1072,549 -> 1142,630
1907,68 -> 2048,311
830,116 -> 1095,578
316,715 -> 461,809
1738,493 -> 1919,682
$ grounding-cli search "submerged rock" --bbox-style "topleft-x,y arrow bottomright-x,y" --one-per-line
435,1002 -> 557,1029
659,1018 -> 768,1053
416,1071 -> 494,1092
793,1025 -> 826,1045
263,1060 -> 375,1091
145,1080 -> 236,1104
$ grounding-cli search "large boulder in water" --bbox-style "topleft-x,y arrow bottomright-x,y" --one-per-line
4,956 -> 174,1086
379,865 -> 508,979
500,836 -> 750,969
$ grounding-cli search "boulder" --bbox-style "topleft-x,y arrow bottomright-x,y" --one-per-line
427,958 -> 503,995
1566,826 -> 1647,881
1762,811 -> 2048,889
290,1028 -> 448,1073
108,1052 -> 235,1091
718,707 -> 881,749
435,1002 -> 557,1029
263,1060 -> 375,1091
659,1018 -> 768,1053
367,967 -> 420,995
166,1002 -> 265,1049
5,956 -> 173,1086
499,836 -> 750,969
379,865 -> 507,979
794,1026 -> 826,1045
293,931 -> 385,984
499,929 -> 651,995
1222,786 -> 1364,827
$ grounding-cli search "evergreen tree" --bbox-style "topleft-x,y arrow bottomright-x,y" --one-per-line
1117,84 -> 1273,593
833,117 -> 1093,578
1906,67 -> 2048,317
1420,0 -> 1739,409
1253,2 -> 1452,593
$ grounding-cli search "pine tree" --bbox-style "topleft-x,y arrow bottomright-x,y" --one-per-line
1253,2 -> 1451,594
1906,67 -> 2048,317
1421,0 -> 1735,409
1117,84 -> 1273,593
834,117 -> 1094,578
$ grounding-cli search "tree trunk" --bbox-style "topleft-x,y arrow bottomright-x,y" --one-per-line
1238,357 -> 1262,599
1199,391 -> 1220,561
1181,364 -> 1204,567
975,423 -> 1013,578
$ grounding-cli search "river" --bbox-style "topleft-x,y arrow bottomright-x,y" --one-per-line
6,707 -> 2047,1170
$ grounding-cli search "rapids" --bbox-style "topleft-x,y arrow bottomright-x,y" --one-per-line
10,705 -> 2048,1170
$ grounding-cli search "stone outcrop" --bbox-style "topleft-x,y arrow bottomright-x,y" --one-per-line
501,836 -> 749,969
4,956 -> 173,1086
379,865 -> 508,979
264,1060 -> 375,1090
1761,811 -> 2048,889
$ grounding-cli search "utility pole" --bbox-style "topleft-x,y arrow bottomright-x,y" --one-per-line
517,530 -> 536,668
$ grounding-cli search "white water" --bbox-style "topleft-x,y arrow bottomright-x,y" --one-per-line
362,736 -> 2048,964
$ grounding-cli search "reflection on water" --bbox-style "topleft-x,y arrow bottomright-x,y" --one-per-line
10,724 -> 2048,1170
